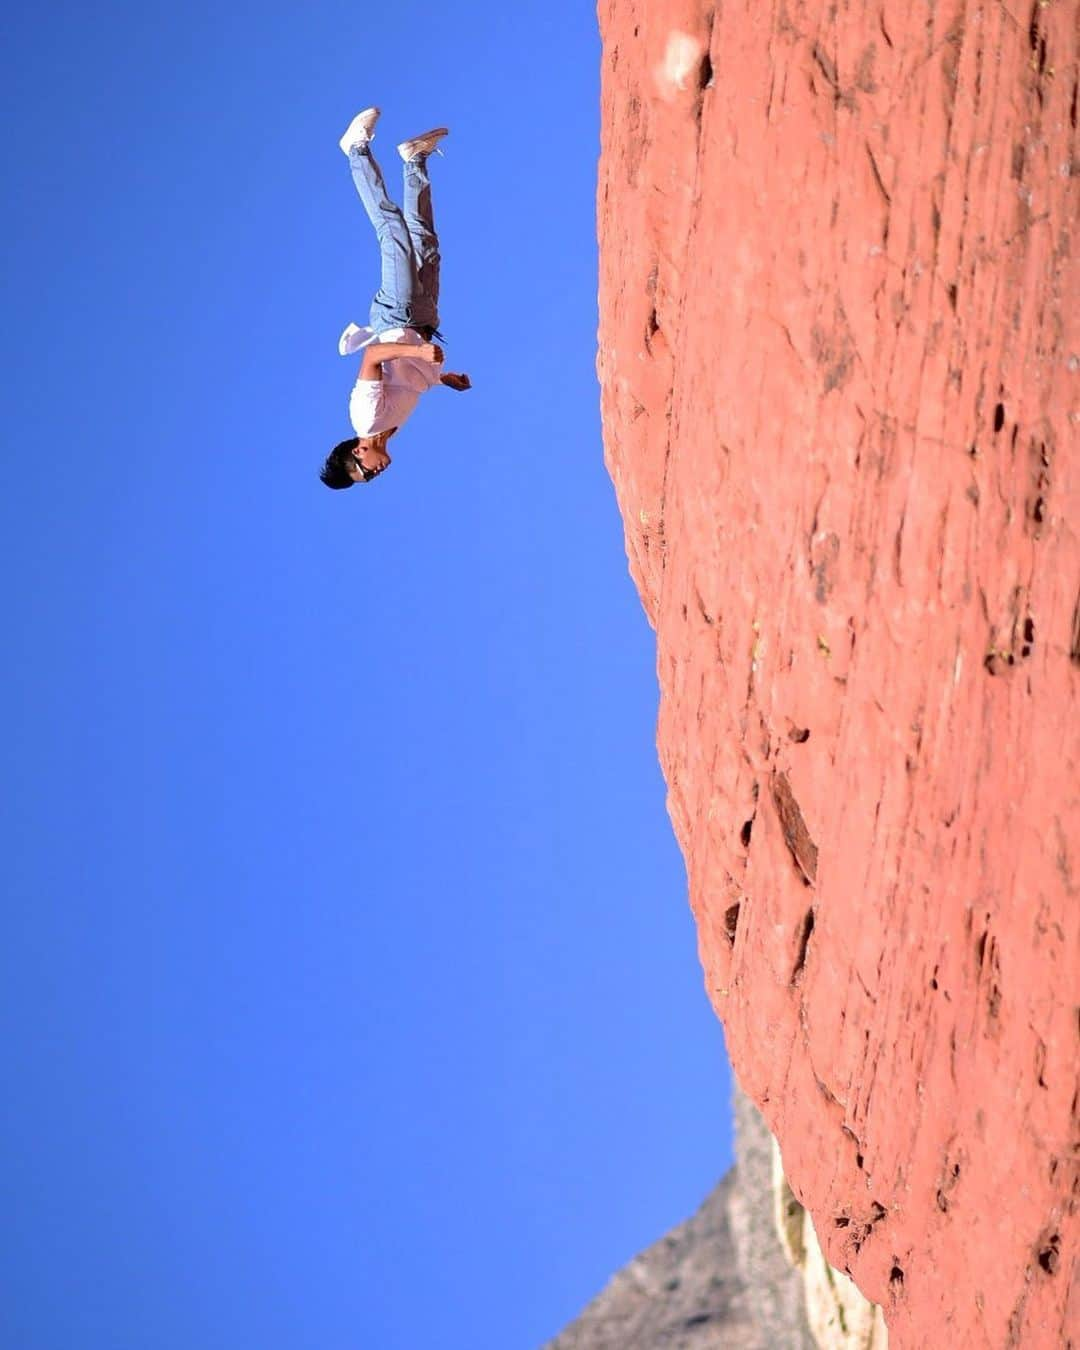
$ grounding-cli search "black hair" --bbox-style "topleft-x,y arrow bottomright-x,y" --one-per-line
320,436 -> 361,490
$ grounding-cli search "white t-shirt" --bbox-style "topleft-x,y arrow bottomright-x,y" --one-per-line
340,324 -> 444,438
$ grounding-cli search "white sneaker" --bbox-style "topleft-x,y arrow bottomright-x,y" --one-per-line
338,322 -> 362,355
339,106 -> 380,155
397,127 -> 449,162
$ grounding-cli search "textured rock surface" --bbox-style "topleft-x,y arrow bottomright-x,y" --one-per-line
543,1172 -> 761,1350
544,1134 -> 821,1350
546,1091 -> 871,1350
771,1131 -> 889,1348
728,1088 -> 820,1349
597,1 -> 1079,1346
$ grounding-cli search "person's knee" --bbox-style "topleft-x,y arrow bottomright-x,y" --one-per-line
374,220 -> 410,252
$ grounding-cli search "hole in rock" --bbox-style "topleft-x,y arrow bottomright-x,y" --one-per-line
890,1265 -> 905,1289
791,908 -> 815,982
1038,1234 -> 1061,1274
698,51 -> 714,90
723,902 -> 742,945
789,726 -> 811,743
993,402 -> 1005,432
740,819 -> 754,847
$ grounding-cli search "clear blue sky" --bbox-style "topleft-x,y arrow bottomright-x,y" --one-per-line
2,5 -> 734,1347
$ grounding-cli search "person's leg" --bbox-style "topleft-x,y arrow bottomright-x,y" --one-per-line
401,155 -> 441,329
348,145 -> 419,328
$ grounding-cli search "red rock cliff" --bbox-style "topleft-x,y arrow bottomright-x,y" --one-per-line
597,0 -> 1078,1344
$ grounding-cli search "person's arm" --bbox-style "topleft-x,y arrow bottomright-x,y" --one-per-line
439,373 -> 472,391
359,342 -> 444,382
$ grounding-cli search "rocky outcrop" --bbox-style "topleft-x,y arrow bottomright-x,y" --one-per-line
546,1089 -> 881,1349
769,1123 -> 889,1349
597,1 -> 1078,1346
545,1092 -> 817,1349
543,1172 -> 763,1350
729,1088 -> 822,1348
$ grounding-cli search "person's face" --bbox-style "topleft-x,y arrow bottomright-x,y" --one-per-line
349,431 -> 395,481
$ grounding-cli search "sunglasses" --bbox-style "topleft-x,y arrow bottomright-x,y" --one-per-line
350,452 -> 385,483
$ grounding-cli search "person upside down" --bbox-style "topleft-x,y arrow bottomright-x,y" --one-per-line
320,107 -> 471,490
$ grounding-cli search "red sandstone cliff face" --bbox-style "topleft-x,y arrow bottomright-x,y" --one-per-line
597,1 -> 1078,1345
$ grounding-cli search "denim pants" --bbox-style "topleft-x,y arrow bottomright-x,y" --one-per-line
348,146 -> 441,334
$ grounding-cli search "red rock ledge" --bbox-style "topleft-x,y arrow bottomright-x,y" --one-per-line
597,0 -> 1078,1344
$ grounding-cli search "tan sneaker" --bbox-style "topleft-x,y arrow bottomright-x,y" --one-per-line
339,106 -> 380,155
397,127 -> 449,162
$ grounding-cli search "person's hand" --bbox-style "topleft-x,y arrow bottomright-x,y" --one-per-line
418,343 -> 445,365
442,372 -> 471,391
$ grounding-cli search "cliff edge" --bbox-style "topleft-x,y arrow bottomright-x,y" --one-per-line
597,0 -> 1078,1345
546,1090 -> 817,1349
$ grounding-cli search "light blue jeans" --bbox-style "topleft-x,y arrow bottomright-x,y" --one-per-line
348,145 -> 441,334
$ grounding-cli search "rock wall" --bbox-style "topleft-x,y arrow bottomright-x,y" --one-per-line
770,1120 -> 889,1349
546,1089 -> 882,1349
545,1092 -> 818,1349
729,1088 -> 822,1348
543,1171 -> 763,1350
597,1 -> 1078,1345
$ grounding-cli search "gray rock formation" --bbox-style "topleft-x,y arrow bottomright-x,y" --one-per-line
728,1087 -> 817,1349
543,1171 -> 760,1350
544,1090 -> 816,1349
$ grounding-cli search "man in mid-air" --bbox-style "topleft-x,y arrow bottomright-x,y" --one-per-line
320,106 -> 471,490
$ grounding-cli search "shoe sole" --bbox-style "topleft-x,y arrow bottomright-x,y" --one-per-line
397,127 -> 450,159
340,106 -> 381,152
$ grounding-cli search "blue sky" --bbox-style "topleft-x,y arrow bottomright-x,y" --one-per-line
2,4 -> 734,1347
